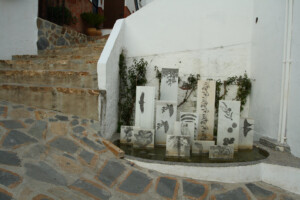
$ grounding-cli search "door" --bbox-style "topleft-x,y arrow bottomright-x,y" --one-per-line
104,0 -> 124,28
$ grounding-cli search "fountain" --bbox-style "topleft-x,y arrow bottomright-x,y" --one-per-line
118,68 -> 267,163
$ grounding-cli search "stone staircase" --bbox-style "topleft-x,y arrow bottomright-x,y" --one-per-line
0,38 -> 107,120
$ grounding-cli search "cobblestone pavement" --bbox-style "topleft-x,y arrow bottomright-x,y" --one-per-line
0,100 -> 299,200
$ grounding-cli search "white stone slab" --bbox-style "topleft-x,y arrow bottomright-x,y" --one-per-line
120,126 -> 135,144
160,68 -> 179,101
173,121 -> 194,144
239,118 -> 254,150
197,80 -> 216,140
166,135 -> 191,157
155,101 -> 177,146
132,127 -> 155,148
217,100 -> 241,151
209,145 -> 234,160
192,140 -> 215,154
180,112 -> 198,141
135,86 -> 155,129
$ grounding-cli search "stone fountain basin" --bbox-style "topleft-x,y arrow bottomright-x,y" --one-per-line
114,140 -> 300,195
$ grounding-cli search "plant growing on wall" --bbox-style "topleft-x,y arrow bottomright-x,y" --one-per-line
118,52 -> 148,131
215,73 -> 252,113
80,12 -> 104,28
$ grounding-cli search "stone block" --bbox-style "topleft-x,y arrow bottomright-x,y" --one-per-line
0,188 -> 13,200
212,187 -> 250,200
192,140 -> 215,154
246,183 -> 276,200
182,179 -> 208,200
156,177 -> 178,199
48,137 -> 79,154
197,80 -> 216,140
96,160 -> 126,187
217,100 -> 240,150
120,126 -> 135,144
2,130 -> 37,149
0,150 -> 21,166
135,86 -> 155,129
160,68 -> 179,101
180,112 -> 198,140
70,179 -> 111,200
50,122 -> 68,136
132,128 -> 154,148
166,135 -> 191,157
239,118 -> 254,150
0,120 -> 25,129
0,168 -> 22,188
156,101 -> 177,146
209,145 -> 234,160
28,120 -> 47,139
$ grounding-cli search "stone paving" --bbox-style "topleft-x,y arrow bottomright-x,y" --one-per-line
0,100 -> 300,200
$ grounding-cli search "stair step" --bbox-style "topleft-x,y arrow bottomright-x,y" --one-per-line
0,84 -> 102,120
12,54 -> 99,61
0,69 -> 98,89
0,59 -> 97,73
38,45 -> 104,56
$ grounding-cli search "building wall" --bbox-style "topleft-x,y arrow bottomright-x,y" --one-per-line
0,0 -> 38,60
123,0 -> 253,116
249,0 -> 286,141
287,0 -> 300,158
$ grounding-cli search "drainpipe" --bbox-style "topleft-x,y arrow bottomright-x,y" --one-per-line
278,0 -> 294,144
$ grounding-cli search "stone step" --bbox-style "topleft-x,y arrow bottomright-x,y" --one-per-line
12,54 -> 99,61
38,45 -> 104,56
53,39 -> 107,49
0,69 -> 98,89
0,84 -> 102,120
0,59 -> 97,73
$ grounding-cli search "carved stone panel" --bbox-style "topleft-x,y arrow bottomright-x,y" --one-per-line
192,140 -> 215,154
180,112 -> 198,140
166,135 -> 191,157
217,100 -> 241,151
196,80 -> 216,140
132,127 -> 154,148
239,118 -> 254,150
155,101 -> 177,146
135,86 -> 155,129
120,126 -> 135,144
160,68 -> 179,101
209,145 -> 234,160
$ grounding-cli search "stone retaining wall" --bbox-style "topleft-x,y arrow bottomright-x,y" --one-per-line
37,18 -> 88,50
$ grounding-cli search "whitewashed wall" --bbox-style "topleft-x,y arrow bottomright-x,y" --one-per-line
287,0 -> 300,158
124,0 -> 253,116
0,0 -> 38,60
98,19 -> 124,138
249,0 -> 286,141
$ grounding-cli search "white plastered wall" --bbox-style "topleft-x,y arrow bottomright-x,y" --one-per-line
0,0 -> 38,60
286,0 -> 300,158
249,0 -> 286,141
123,0 -> 253,117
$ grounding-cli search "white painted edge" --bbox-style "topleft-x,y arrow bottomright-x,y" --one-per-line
97,19 -> 125,90
127,159 -> 300,195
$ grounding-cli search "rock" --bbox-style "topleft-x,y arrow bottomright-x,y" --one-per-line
28,120 -> 47,139
79,137 -> 106,152
182,179 -> 208,199
70,179 -> 111,200
118,170 -> 152,195
0,188 -> 12,200
48,137 -> 79,154
24,161 -> 67,186
0,106 -> 7,118
156,177 -> 178,199
212,187 -> 250,200
24,119 -> 35,124
2,130 -> 37,148
0,120 -> 25,129
55,115 -> 68,121
23,144 -> 46,159
96,160 -> 126,187
246,183 -> 276,200
79,149 -> 95,165
70,119 -> 79,126
73,126 -> 85,133
0,168 -> 22,188
57,37 -> 67,46
37,37 -> 49,50
0,150 -> 21,166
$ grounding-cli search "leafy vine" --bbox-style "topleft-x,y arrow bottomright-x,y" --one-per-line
118,52 -> 148,131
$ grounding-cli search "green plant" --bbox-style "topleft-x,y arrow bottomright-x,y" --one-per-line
215,73 -> 252,113
47,6 -> 76,25
80,12 -> 104,28
118,52 -> 148,131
